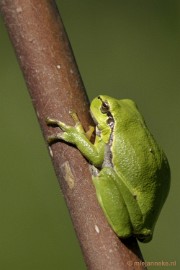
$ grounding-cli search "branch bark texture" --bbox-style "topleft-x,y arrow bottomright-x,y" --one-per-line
0,1 -> 146,269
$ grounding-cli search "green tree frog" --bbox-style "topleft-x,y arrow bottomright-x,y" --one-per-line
46,95 -> 170,242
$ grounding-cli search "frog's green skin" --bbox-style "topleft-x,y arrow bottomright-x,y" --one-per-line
46,95 -> 170,242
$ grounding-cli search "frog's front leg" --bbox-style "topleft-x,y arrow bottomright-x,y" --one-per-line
46,113 -> 105,167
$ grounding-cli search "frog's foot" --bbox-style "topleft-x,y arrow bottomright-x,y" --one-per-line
46,118 -> 65,143
69,112 -> 94,140
46,117 -> 69,131
46,112 -> 92,145
46,114 -> 103,166
136,229 -> 152,243
46,116 -> 75,144
69,111 -> 86,134
46,111 -> 95,144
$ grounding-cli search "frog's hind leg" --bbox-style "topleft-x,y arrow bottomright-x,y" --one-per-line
92,167 -> 133,238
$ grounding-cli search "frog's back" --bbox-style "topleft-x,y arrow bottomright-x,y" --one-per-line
112,99 -> 170,228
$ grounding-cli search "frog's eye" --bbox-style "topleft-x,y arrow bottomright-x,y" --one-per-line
100,101 -> 109,114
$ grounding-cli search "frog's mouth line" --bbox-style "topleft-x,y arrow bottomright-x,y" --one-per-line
90,96 -> 115,169
98,97 -> 115,169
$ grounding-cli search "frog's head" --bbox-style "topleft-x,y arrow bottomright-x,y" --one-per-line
90,95 -> 117,143
90,95 -> 119,121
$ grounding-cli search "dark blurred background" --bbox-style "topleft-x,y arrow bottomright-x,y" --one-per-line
0,1 -> 179,269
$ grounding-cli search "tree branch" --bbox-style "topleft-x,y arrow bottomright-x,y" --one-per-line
0,1 -> 146,269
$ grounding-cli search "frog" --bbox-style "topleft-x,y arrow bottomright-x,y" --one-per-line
46,95 -> 170,242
